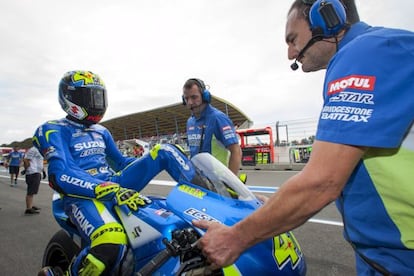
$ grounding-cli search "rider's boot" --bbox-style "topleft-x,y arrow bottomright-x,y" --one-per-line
76,253 -> 106,275
37,253 -> 105,276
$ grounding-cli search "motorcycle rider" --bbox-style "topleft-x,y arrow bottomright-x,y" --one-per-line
37,70 -> 195,276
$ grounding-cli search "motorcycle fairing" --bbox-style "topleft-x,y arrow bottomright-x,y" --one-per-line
115,198 -> 190,261
166,182 -> 306,275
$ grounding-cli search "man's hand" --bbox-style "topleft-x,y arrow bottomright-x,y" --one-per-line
95,183 -> 147,214
256,194 -> 269,204
192,220 -> 246,268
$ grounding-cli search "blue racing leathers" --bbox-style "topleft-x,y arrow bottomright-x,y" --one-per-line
33,117 -> 195,275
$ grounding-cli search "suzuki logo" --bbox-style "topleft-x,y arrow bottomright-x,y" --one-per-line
132,226 -> 142,238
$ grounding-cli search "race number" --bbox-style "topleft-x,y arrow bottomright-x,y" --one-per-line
272,232 -> 302,269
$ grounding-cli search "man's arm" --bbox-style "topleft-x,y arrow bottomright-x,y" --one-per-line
102,126 -> 135,171
227,143 -> 241,175
23,158 -> 30,170
194,140 -> 365,267
23,149 -> 33,170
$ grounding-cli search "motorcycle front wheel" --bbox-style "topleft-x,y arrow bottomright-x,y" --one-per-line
41,229 -> 80,271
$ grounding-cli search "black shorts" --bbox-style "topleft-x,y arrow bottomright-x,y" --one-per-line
9,165 -> 20,175
26,173 -> 41,195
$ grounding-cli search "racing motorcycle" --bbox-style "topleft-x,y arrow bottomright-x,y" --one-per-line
41,153 -> 307,275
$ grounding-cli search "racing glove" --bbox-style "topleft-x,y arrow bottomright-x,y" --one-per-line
238,173 -> 247,184
94,182 -> 148,214
115,188 -> 147,213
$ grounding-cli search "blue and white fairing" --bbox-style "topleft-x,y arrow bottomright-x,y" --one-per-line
51,153 -> 306,275
167,153 -> 307,275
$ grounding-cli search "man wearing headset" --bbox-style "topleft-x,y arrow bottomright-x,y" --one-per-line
182,78 -> 241,175
194,0 -> 414,274
37,71 -> 195,276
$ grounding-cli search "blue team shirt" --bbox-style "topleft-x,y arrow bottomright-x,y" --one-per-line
8,151 -> 23,166
316,22 -> 414,274
186,104 -> 239,165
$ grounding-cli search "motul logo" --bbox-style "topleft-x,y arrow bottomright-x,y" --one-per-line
328,75 -> 376,95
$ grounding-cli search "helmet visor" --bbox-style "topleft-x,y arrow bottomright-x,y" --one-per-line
66,86 -> 107,111
89,88 -> 106,110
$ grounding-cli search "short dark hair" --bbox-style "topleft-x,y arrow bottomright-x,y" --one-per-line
183,78 -> 205,93
288,0 -> 360,25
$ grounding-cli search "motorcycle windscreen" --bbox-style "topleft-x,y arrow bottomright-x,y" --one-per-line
169,153 -> 261,226
185,153 -> 256,201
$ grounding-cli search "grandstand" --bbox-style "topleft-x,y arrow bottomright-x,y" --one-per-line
101,95 -> 253,142
1,95 -> 251,151
3,95 -> 317,167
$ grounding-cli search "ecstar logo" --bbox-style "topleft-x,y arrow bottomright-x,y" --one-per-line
184,208 -> 220,223
328,75 -> 376,95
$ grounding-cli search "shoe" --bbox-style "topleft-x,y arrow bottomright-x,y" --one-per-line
32,206 -> 41,211
38,266 -> 65,276
14,179 -> 17,185
25,208 -> 40,215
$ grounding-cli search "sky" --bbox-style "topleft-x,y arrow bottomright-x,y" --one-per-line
1,0 -> 413,145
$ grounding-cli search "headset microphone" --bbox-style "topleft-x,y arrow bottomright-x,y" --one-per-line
290,29 -> 324,71
291,61 -> 300,71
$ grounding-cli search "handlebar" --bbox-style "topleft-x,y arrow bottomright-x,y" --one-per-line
136,228 -> 200,276
136,245 -> 173,276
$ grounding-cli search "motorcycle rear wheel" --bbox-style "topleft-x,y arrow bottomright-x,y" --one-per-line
41,230 -> 80,272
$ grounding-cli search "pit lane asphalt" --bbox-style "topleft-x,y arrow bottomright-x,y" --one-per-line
0,168 -> 355,276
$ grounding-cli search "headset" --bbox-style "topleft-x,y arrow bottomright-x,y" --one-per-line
308,0 -> 347,38
291,0 -> 347,70
182,78 -> 211,105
